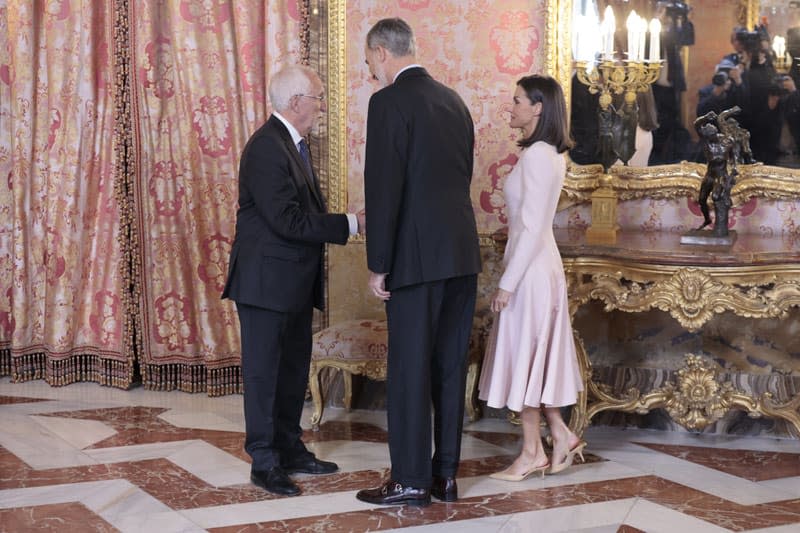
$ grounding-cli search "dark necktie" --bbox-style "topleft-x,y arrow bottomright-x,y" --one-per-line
298,139 -> 312,175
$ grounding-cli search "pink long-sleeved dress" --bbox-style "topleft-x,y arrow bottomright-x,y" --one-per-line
478,141 -> 583,410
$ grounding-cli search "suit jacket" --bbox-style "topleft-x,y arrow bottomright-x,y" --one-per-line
364,67 -> 481,290
222,115 -> 349,312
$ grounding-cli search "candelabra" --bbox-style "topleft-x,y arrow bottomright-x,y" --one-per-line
575,58 -> 662,244
773,54 -> 792,74
772,36 -> 791,74
574,59 -> 662,171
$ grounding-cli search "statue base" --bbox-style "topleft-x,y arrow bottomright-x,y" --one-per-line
680,229 -> 738,247
586,225 -> 619,244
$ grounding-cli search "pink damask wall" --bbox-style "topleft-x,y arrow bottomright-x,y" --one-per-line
345,0 -> 548,233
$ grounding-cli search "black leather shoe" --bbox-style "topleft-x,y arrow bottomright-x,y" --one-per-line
356,480 -> 431,507
431,475 -> 457,502
282,455 -> 339,475
250,467 -> 300,496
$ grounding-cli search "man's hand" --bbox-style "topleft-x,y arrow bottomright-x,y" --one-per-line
491,288 -> 512,313
356,208 -> 366,234
368,271 -> 390,300
729,65 -> 742,85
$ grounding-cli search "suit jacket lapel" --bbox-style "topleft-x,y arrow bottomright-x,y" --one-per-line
269,116 -> 325,210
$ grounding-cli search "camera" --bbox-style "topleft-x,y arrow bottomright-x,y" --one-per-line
735,29 -> 761,54
712,72 -> 729,87
657,0 -> 690,18
656,0 -> 694,45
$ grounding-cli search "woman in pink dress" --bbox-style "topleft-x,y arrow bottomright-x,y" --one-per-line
479,75 -> 585,481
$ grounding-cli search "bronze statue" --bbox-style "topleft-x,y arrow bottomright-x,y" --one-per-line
597,104 -> 622,173
694,111 -> 737,237
616,97 -> 639,165
717,106 -> 756,166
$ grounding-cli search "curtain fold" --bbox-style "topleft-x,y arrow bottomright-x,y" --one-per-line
0,1 -> 304,394
129,1 -> 301,394
0,1 -> 131,387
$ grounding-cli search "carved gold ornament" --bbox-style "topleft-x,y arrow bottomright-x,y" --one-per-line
558,255 -> 800,438
308,358 -> 388,430
560,162 -> 800,211
326,0 -> 347,215
660,355 -> 733,430
585,354 -> 800,433
572,267 -> 800,332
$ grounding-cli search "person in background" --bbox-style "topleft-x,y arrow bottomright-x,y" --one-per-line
650,0 -> 694,164
628,87 -> 659,167
696,60 -> 747,119
222,65 -> 364,497
778,75 -> 800,166
478,75 -> 585,481
569,71 -> 600,165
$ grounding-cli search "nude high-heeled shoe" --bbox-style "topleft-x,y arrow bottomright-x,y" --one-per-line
548,441 -> 587,475
489,462 -> 550,481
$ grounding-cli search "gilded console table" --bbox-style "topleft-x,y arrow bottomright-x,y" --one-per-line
554,228 -> 800,437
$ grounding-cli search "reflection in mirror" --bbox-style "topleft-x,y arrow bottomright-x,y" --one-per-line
570,0 -> 696,167
569,0 -> 800,169
758,0 -> 800,167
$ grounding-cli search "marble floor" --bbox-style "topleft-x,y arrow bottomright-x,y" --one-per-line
1,378 -> 799,532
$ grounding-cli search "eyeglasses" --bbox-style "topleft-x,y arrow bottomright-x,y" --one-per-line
296,93 -> 325,102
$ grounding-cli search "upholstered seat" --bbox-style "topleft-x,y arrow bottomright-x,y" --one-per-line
308,318 -> 486,430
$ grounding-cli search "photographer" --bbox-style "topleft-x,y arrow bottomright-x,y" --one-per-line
650,0 -> 694,164
776,76 -> 800,166
788,27 -> 800,90
723,27 -> 762,70
696,61 -> 747,118
750,77 -> 797,165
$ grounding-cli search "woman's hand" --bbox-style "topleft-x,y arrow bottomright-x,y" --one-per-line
491,288 -> 512,313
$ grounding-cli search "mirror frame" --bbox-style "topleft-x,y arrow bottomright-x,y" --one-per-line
324,0 -> 347,214
324,0 -> 800,217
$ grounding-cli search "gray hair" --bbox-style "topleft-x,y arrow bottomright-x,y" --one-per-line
268,65 -> 317,112
366,18 -> 416,57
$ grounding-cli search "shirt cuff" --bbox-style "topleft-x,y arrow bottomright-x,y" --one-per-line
346,213 -> 358,236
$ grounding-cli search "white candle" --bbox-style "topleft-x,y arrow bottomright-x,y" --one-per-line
772,36 -> 785,61
603,6 -> 615,59
626,11 -> 638,61
649,18 -> 661,62
587,13 -> 601,66
638,18 -> 647,62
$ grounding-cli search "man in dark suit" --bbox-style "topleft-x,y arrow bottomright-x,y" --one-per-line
355,18 -> 481,507
222,65 -> 363,497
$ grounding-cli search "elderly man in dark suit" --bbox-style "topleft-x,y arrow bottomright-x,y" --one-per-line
356,18 -> 481,507
222,65 -> 363,497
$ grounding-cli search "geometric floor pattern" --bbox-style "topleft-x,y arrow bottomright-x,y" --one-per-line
1,378 -> 799,532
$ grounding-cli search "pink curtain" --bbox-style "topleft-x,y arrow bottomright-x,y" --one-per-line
130,1 -> 302,394
0,0 -> 303,393
0,1 -> 131,386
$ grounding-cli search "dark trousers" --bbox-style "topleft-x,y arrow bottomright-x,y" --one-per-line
237,301 -> 314,470
651,84 -> 681,164
385,274 -> 478,487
